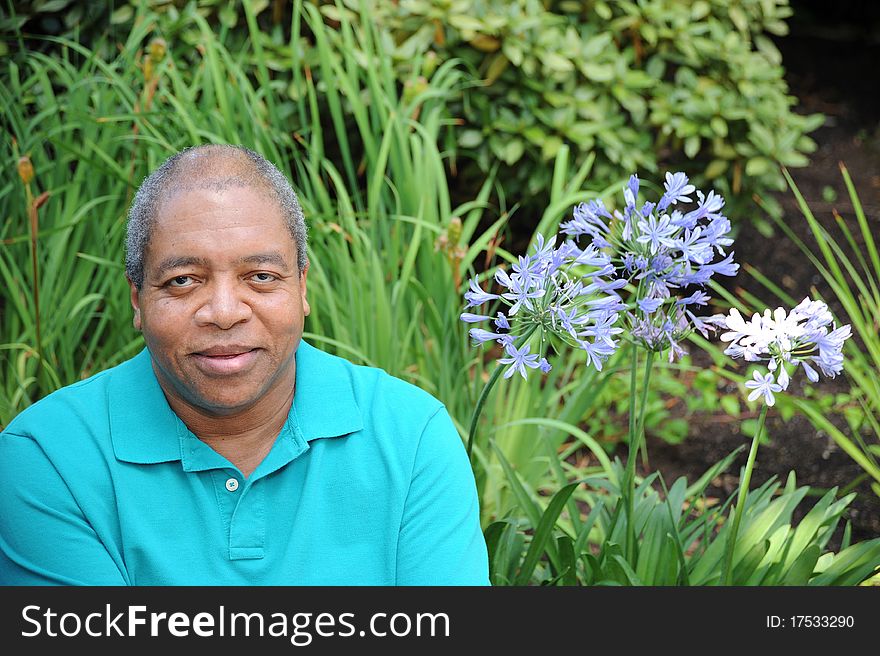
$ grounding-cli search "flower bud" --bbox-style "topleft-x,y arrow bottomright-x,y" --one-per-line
17,156 -> 34,185
148,38 -> 167,63
447,216 -> 462,243
421,51 -> 438,79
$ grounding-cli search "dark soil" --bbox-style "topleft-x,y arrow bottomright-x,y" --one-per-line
640,6 -> 880,550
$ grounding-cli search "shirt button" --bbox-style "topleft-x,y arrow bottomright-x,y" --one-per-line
225,478 -> 239,492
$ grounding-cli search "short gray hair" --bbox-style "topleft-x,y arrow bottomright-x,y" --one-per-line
125,144 -> 308,289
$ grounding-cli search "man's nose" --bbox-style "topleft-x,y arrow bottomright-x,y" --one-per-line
193,280 -> 252,329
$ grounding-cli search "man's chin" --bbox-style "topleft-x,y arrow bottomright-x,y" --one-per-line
186,392 -> 265,417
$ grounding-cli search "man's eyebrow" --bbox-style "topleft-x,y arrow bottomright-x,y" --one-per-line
237,252 -> 291,270
153,256 -> 209,278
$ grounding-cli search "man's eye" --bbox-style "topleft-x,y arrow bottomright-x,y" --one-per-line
167,275 -> 194,287
251,273 -> 277,283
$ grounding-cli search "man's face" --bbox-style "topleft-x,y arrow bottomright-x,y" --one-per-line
130,184 -> 310,417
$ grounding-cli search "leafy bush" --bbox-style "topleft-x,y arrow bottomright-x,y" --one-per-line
20,0 -> 823,224
0,0 -> 111,54
319,0 -> 823,218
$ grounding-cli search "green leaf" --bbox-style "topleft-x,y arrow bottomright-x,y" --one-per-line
458,129 -> 483,149
489,440 -> 541,533
502,138 -> 525,165
780,151 -> 809,167
809,539 -> 880,586
37,0 -> 73,11
659,418 -> 688,444
502,42 -> 523,67
731,539 -> 770,583
609,554 -> 644,586
720,395 -> 740,417
110,5 -> 133,24
483,520 -> 512,579
729,6 -> 749,33
580,62 -> 614,82
542,52 -> 575,73
574,498 -> 605,555
541,135 -> 563,160
745,157 -> 771,177
685,445 -> 746,499
448,15 -> 486,33
704,159 -> 728,179
219,5 -> 239,28
691,1 -> 710,20
557,535 -> 578,585
783,544 -> 821,585
750,124 -> 777,153
710,116 -> 728,138
515,482 -> 579,585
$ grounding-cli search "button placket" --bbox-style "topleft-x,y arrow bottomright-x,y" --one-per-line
228,477 -> 265,560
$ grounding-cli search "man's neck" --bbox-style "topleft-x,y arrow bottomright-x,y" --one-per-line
166,386 -> 295,479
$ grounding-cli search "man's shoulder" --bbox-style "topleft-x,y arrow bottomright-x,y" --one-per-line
303,341 -> 443,415
2,352 -> 143,438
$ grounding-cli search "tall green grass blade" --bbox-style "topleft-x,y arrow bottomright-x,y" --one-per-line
514,481 -> 579,585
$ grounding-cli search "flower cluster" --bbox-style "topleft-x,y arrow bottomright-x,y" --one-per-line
560,172 -> 739,360
713,298 -> 852,405
462,234 -> 626,379
461,171 -> 740,378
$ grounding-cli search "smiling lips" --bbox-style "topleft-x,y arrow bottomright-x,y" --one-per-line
191,346 -> 260,375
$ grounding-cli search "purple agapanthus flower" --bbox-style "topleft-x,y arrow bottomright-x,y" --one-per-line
462,171 -> 742,373
558,171 -> 738,359
460,227 -> 626,378
658,171 -> 696,211
498,342 -> 542,380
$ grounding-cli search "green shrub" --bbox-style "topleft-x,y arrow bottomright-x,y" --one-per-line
320,0 -> 823,219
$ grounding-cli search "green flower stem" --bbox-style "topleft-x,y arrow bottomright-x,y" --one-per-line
466,363 -> 505,461
623,345 -> 655,564
720,403 -> 770,586
466,325 -> 539,461
623,343 -> 639,562
627,342 -> 639,462
635,350 -> 655,466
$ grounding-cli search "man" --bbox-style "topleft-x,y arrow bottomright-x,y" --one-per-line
0,145 -> 489,585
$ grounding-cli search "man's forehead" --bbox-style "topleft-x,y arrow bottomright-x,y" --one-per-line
144,183 -> 297,274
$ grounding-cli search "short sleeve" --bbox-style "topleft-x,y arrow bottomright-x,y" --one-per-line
395,406 -> 490,585
0,432 -> 128,585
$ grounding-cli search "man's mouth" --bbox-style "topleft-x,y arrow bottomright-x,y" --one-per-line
191,347 -> 260,374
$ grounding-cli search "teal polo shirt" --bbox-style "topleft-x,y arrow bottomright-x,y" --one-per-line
0,341 -> 489,585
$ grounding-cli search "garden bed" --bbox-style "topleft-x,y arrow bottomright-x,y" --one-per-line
643,14 -> 880,548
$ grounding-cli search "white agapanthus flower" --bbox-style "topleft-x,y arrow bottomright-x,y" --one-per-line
712,298 -> 851,402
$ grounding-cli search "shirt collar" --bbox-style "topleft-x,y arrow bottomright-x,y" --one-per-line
110,339 -> 363,466
291,339 -> 363,441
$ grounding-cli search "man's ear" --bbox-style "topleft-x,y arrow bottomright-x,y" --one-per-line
300,261 -> 310,317
128,277 -> 142,331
